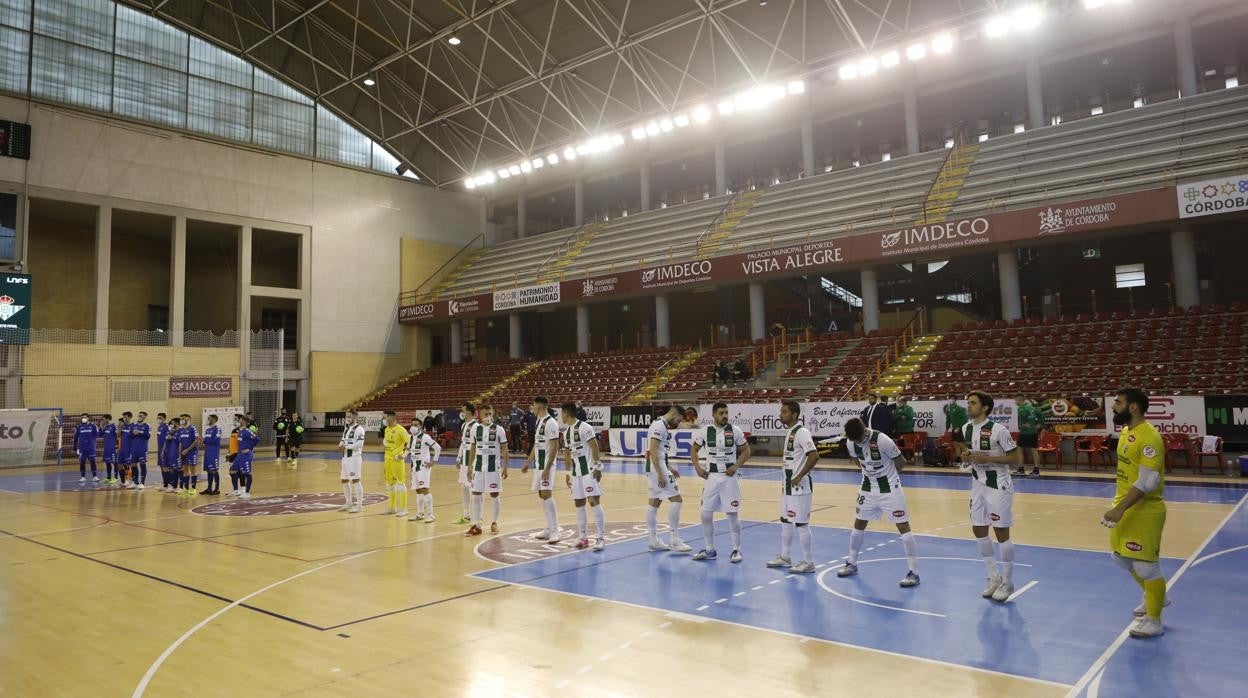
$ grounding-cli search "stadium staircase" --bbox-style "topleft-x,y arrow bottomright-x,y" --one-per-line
473,361 -> 542,404
537,221 -> 604,284
871,334 -> 942,398
623,349 -> 703,405
916,139 -> 979,223
696,190 -> 762,258
425,249 -> 484,300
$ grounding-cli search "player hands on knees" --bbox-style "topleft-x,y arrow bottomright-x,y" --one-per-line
691,402 -> 749,563
767,400 -> 819,573
644,405 -> 691,553
561,402 -> 606,551
1104,388 -> 1169,639
836,418 -> 920,588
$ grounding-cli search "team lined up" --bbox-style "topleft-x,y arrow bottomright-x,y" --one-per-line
72,412 -> 261,498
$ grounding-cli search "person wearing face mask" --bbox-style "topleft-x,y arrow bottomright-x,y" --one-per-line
127,412 -> 151,489
118,412 -> 134,487
75,413 -> 99,484
201,414 -> 223,495
234,415 -> 259,499
162,418 -> 182,493
227,415 -> 243,496
1101,388 -> 1169,639
100,415 -> 119,486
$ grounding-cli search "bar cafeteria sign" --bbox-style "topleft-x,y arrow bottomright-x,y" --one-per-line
170,376 -> 233,398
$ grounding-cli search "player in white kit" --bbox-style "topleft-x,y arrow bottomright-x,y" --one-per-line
466,404 -> 508,536
455,402 -> 478,524
645,405 -> 692,553
520,396 -> 562,541
767,400 -> 820,573
407,420 -> 442,522
960,391 -> 1024,602
337,410 -> 367,513
560,402 -> 606,551
690,401 -> 750,563
835,417 -> 920,587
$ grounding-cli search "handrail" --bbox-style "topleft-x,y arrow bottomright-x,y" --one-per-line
399,233 -> 484,305
533,223 -> 590,282
694,192 -> 740,253
839,306 -> 925,400
919,131 -> 965,224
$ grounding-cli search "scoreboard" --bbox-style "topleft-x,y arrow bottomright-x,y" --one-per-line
0,121 -> 31,160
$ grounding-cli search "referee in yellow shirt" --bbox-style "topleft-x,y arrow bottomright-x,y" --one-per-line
1101,388 -> 1168,638
382,411 -> 411,518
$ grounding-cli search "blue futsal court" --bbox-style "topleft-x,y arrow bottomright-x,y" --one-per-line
475,494 -> 1248,697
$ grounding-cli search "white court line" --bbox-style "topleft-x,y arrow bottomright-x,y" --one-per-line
502,578 -> 1071,690
1190,543 -> 1248,568
696,604 -> 709,611
1006,580 -> 1039,602
815,567 -> 947,618
733,591 -> 747,597
1067,491 -> 1248,698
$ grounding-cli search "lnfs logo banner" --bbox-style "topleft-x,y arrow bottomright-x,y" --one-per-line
0,272 -> 31,345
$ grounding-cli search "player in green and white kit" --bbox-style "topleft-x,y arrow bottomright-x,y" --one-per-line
690,402 -> 751,563
455,402 -> 478,524
767,400 -> 820,573
521,396 -> 563,541
560,402 -> 606,551
836,417 -> 920,587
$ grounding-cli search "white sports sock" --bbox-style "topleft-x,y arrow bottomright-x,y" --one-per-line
646,504 -> 659,539
543,497 -> 558,532
352,482 -> 363,506
781,522 -> 794,559
576,505 -> 588,538
394,484 -> 407,512
797,525 -> 813,563
490,496 -> 501,524
728,512 -> 741,551
701,511 -> 715,550
471,493 -> 483,524
461,485 -> 471,516
593,504 -> 605,537
901,532 -> 918,572
999,539 -> 1015,584
668,501 -> 683,543
848,528 -> 865,564
342,482 -> 353,506
977,536 -> 999,577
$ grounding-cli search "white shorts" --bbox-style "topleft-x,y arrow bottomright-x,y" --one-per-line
339,455 -> 363,481
970,478 -> 1014,528
570,473 -> 602,500
855,489 -> 910,524
457,458 -> 471,487
646,468 -> 680,500
530,468 -> 555,492
780,493 -> 812,525
700,473 -> 741,513
472,469 -> 503,494
411,464 -> 431,490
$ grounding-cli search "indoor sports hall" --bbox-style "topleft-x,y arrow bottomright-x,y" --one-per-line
2,1 -> 1247,697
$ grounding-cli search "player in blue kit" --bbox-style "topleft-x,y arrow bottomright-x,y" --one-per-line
127,412 -> 151,490
75,413 -> 99,484
155,413 -> 171,490
100,415 -> 119,486
234,415 -> 258,500
118,412 -> 134,487
176,414 -> 200,497
200,414 -> 223,495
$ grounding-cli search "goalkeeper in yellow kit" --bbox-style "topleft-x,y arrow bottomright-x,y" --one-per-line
1101,388 -> 1168,639
382,411 -> 411,518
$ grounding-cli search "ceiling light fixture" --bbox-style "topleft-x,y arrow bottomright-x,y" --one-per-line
931,33 -> 955,54
692,105 -> 711,123
838,64 -> 858,81
632,126 -> 647,140
906,43 -> 926,61
448,36 -> 461,46
880,51 -> 900,68
362,77 -> 376,86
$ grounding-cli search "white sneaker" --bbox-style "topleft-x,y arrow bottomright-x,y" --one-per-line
729,550 -> 743,564
766,556 -> 792,568
92,476 -> 99,482
407,512 -> 423,521
424,513 -> 435,522
78,477 -> 86,484
238,492 -> 251,500
395,510 -> 408,518
791,561 -> 816,574
227,490 -> 239,497
1129,616 -> 1164,638
533,529 -> 551,541
982,576 -> 1002,598
124,483 -> 135,490
648,539 -> 670,552
593,537 -> 606,551
338,504 -> 351,512
1133,595 -> 1172,617
669,539 -> 693,553
992,582 -> 1015,602
349,505 -> 362,513
136,484 -> 145,490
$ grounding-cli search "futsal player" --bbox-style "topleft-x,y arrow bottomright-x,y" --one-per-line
118,412 -> 133,488
338,410 -> 367,513
201,414 -> 222,495
382,411 -> 410,517
100,415 -> 118,486
767,400 -> 819,573
561,402 -> 605,550
235,415 -> 258,499
407,420 -> 442,522
156,413 -> 171,489
960,391 -> 1023,602
455,403 -> 478,524
836,417 -> 920,587
644,405 -> 691,553
227,415 -> 241,496
520,396 -> 562,540
287,412 -> 305,469
1102,388 -> 1169,638
164,417 -> 182,493
466,404 -> 508,536
75,413 -> 99,484
128,412 -> 151,490
690,402 -> 749,563
177,414 -> 200,497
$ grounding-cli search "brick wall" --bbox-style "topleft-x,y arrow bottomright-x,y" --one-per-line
27,218 -> 95,329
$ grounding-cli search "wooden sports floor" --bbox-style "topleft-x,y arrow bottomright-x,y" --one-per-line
2,447 -> 1245,697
